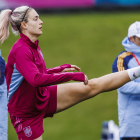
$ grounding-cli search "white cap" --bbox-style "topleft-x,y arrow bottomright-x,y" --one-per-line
128,21 -> 140,37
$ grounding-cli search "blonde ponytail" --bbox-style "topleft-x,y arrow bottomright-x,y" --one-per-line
0,9 -> 12,44
0,6 -> 32,44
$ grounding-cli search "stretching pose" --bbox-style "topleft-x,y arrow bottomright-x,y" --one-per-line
0,6 -> 140,140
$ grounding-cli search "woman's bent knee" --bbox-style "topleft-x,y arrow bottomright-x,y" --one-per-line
87,78 -> 101,96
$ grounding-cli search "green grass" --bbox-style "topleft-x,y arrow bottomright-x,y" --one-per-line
1,11 -> 139,140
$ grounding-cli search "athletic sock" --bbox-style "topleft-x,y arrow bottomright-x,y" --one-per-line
127,66 -> 140,80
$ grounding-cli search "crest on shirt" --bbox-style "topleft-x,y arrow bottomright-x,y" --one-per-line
23,126 -> 32,137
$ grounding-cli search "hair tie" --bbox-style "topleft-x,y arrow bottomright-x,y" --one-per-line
21,7 -> 30,22
18,7 -> 30,31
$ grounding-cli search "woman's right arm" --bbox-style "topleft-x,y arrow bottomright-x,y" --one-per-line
15,47 -> 86,87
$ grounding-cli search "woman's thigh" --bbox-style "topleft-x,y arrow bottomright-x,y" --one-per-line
56,81 -> 99,113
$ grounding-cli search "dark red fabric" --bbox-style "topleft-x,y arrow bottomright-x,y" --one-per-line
5,33 -> 85,118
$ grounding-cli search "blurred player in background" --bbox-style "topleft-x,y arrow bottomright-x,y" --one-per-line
112,21 -> 140,140
1,6 -> 140,140
0,49 -> 8,140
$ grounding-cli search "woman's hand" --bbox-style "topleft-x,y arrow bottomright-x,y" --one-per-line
62,64 -> 88,85
62,65 -> 81,72
84,75 -> 88,85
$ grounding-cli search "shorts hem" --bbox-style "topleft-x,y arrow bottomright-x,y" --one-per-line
44,85 -> 57,118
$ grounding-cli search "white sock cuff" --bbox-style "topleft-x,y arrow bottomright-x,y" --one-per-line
127,66 -> 140,80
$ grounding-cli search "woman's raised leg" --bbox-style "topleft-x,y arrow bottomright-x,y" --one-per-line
56,70 -> 130,113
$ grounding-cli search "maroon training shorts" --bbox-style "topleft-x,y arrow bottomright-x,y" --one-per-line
10,85 -> 57,140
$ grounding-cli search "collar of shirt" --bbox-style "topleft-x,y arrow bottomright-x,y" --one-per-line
20,33 -> 39,49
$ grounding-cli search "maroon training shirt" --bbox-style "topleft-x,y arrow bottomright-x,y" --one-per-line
5,33 -> 85,118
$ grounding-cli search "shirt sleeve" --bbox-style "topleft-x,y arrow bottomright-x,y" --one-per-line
112,53 -> 128,73
118,80 -> 140,94
112,52 -> 140,94
15,47 -> 85,87
46,64 -> 71,74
